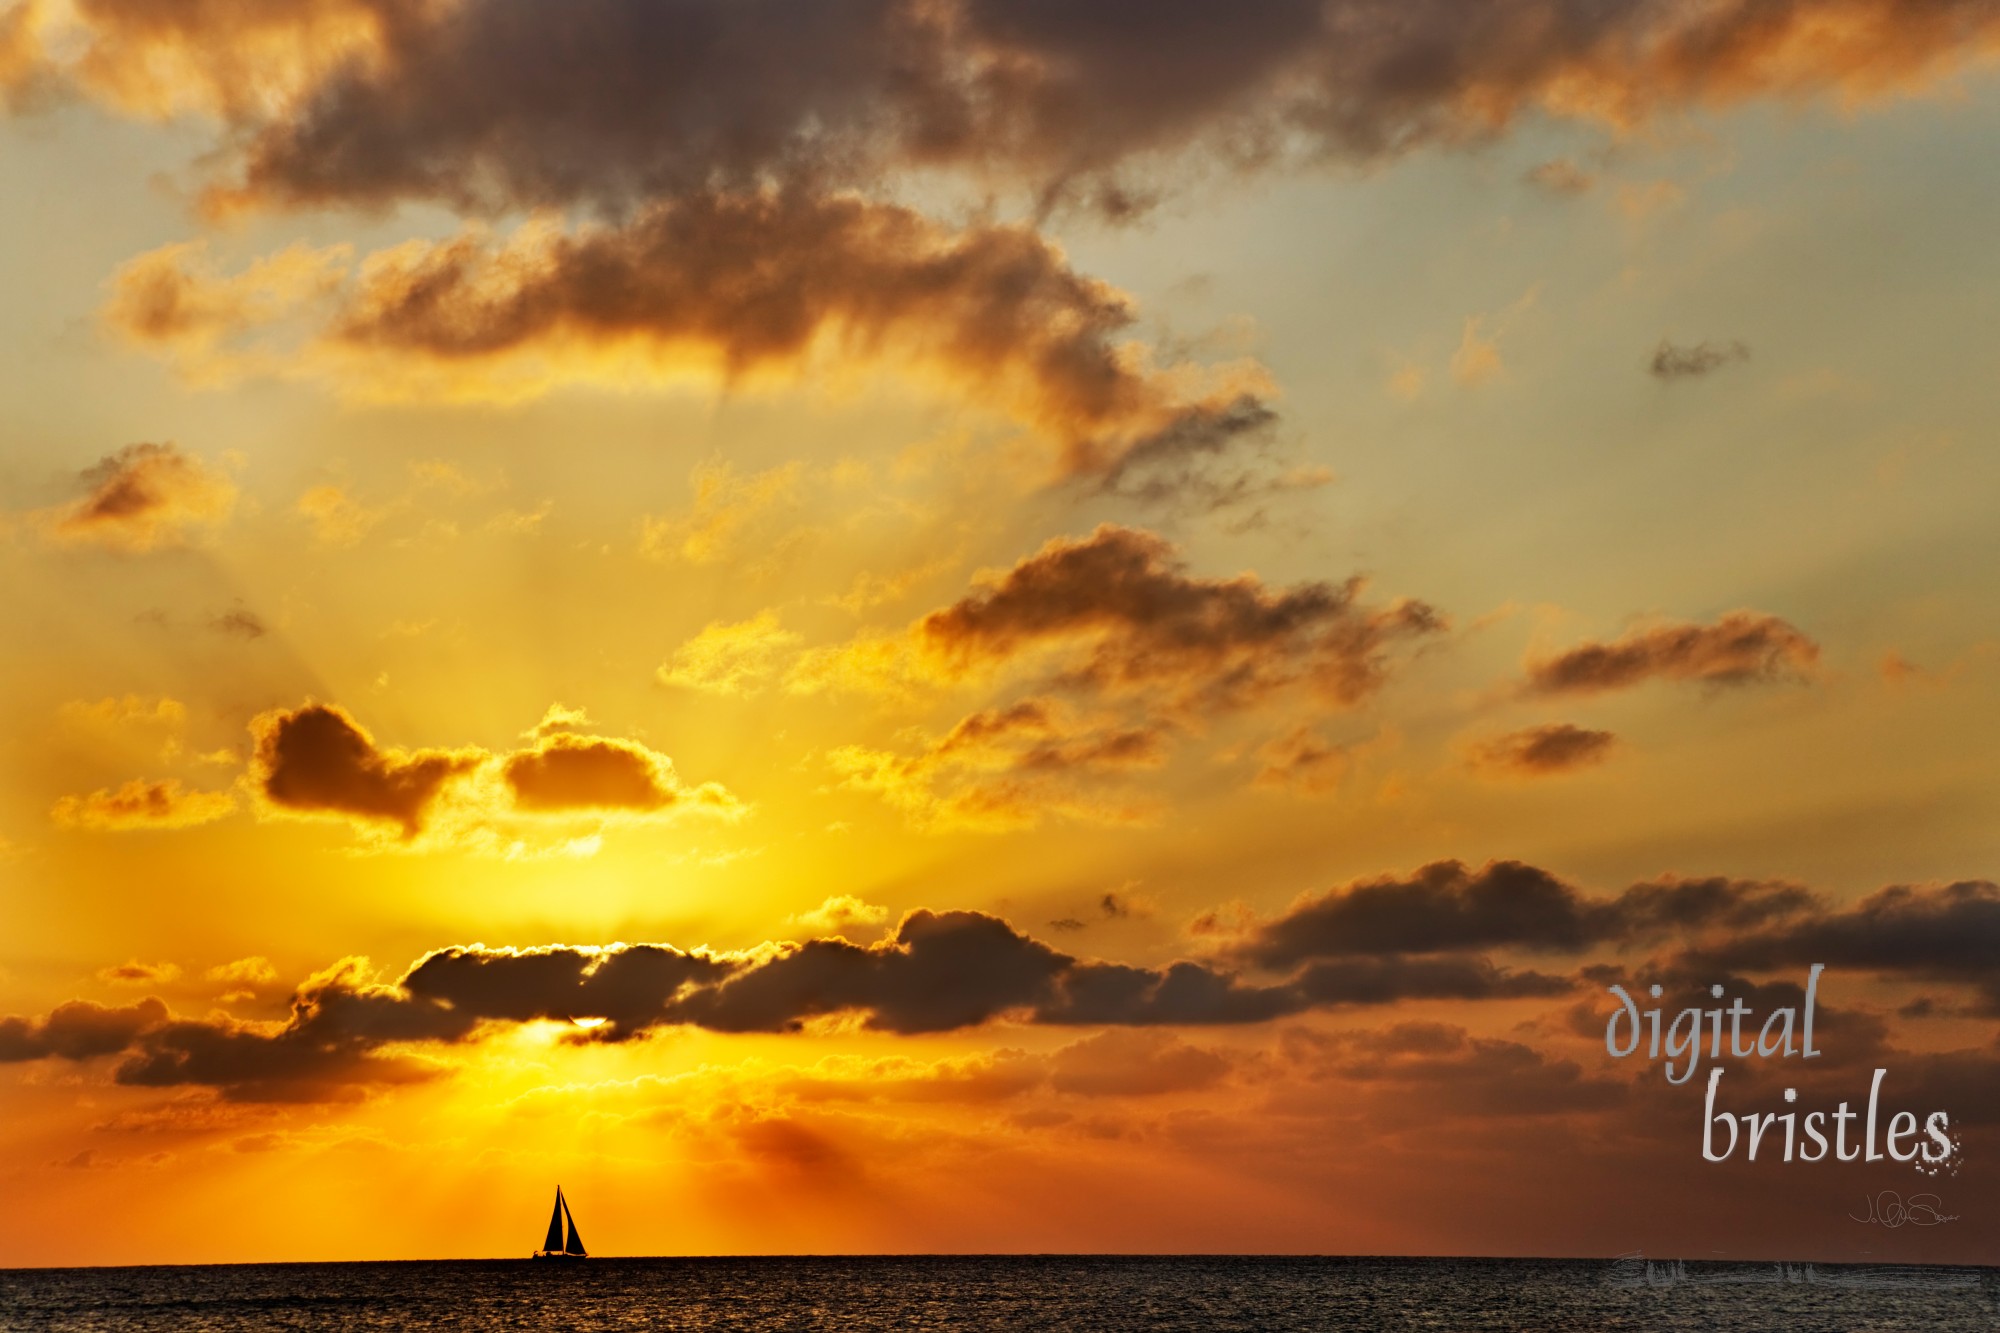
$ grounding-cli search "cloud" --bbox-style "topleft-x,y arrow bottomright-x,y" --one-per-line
0,0 -> 58,114
524,703 -> 592,738
912,525 -> 1442,712
1047,1030 -> 1230,1097
640,463 -> 801,566
0,895 -> 1591,1098
501,732 -> 730,815
1289,954 -> 1573,1006
1285,1021 -> 1627,1118
1450,316 -> 1504,386
1465,723 -> 1615,778
36,443 -> 236,551
1524,158 -> 1595,194
50,779 -> 236,831
18,0 -> 1986,218
205,957 -> 280,988
58,694 -> 187,734
1253,726 -> 1347,795
1384,361 -> 1426,401
1524,611 -> 1821,695
826,698 -> 1172,831
97,961 -> 181,987
787,896 -> 892,938
209,606 -> 269,639
0,998 -> 168,1062
1650,338 -> 1750,381
658,611 -> 802,696
295,484 -> 386,545
101,241 -> 351,382
250,703 -> 483,837
12,864 -> 1987,1107
245,701 -> 738,842
110,196 -> 1277,493
1233,859 -> 1819,967
1675,878 -> 2000,1014
1098,890 -> 1150,921
805,525 -> 1438,826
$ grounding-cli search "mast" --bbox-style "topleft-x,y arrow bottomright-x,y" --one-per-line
542,1189 -> 565,1253
562,1193 -> 587,1256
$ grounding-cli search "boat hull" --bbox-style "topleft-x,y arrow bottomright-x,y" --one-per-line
530,1251 -> 588,1260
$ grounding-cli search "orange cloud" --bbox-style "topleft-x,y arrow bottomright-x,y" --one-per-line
1253,726 -> 1347,796
37,443 -> 236,551
1465,723 -> 1616,779
101,241 -> 351,383
251,703 -> 482,838
501,733 -> 733,816
97,960 -> 181,987
827,697 -> 1172,832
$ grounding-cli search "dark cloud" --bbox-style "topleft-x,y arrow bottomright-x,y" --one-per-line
1038,959 -> 1306,1026
111,189 -> 1274,491
243,701 -> 736,838
1236,860 -> 1820,967
0,998 -> 168,1062
56,0 -> 1985,220
399,943 -> 731,1037
1466,723 -> 1615,778
250,702 -> 482,837
1674,879 -> 2000,1013
0,898 -> 1587,1098
1292,955 -> 1573,1006
1524,611 -> 1820,696
1099,891 -> 1145,920
21,868 -> 1990,1103
1650,338 -> 1750,381
918,524 -> 1443,712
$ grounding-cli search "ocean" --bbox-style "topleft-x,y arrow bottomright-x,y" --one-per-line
2,1256 -> 1995,1332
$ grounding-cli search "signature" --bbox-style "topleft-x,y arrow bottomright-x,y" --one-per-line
1850,1191 -> 1957,1228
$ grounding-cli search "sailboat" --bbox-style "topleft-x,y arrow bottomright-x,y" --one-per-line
531,1186 -> 589,1260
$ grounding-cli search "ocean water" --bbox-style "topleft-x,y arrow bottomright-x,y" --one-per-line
2,1256 -> 1996,1332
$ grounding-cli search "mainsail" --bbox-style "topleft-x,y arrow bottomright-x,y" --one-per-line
542,1190 -> 566,1253
562,1193 -> 587,1255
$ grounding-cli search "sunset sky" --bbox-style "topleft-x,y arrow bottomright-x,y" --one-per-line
3,0 -> 1999,1268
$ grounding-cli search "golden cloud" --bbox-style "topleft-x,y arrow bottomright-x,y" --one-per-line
50,779 -> 236,831
658,611 -> 802,696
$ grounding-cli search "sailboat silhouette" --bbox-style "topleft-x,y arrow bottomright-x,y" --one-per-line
531,1186 -> 589,1260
